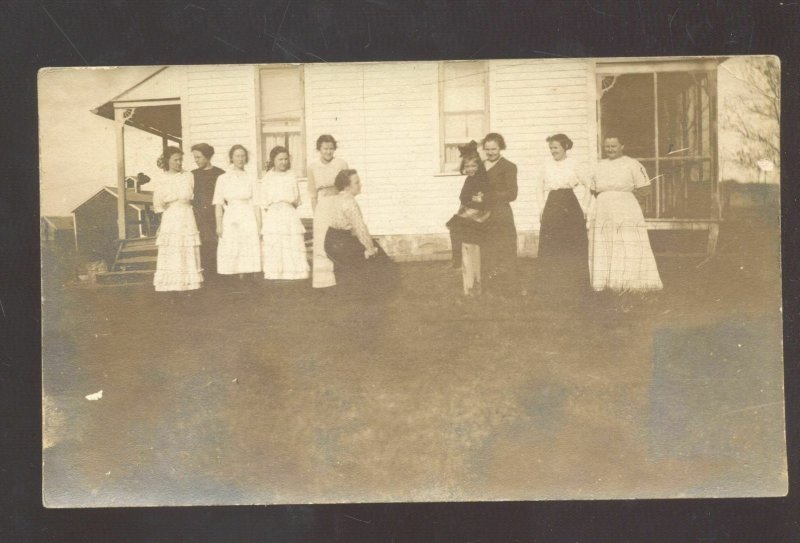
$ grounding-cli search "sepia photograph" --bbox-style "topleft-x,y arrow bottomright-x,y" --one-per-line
39,55 -> 785,507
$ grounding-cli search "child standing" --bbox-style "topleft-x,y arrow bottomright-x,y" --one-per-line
257,146 -> 310,280
446,144 -> 491,296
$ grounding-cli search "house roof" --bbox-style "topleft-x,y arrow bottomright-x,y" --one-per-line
91,66 -> 182,139
72,186 -> 153,213
104,186 -> 154,204
41,216 -> 75,230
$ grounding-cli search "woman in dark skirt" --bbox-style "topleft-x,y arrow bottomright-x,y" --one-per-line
324,169 -> 398,301
190,143 -> 225,280
481,133 -> 520,295
537,133 -> 591,296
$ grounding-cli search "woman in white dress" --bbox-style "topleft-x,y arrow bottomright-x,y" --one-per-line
588,136 -> 663,292
256,146 -> 309,280
152,146 -> 203,292
213,145 -> 262,278
307,134 -> 348,288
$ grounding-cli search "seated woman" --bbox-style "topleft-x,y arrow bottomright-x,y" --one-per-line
324,169 -> 398,300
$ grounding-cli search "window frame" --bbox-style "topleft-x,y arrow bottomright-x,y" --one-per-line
256,65 -> 307,179
438,60 -> 490,174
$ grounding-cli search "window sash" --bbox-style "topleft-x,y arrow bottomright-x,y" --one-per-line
440,61 -> 488,172
259,66 -> 305,177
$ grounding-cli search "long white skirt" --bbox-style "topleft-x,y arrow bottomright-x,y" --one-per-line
154,202 -> 203,291
588,191 -> 663,292
312,193 -> 337,288
217,203 -> 262,275
261,203 -> 309,280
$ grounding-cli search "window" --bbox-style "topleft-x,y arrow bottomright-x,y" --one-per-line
440,61 -> 488,172
259,66 -> 305,176
598,68 -> 717,219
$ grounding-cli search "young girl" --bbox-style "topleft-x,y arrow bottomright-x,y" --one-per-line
213,144 -> 262,279
446,144 -> 491,296
153,146 -> 204,292
257,146 -> 310,280
307,135 -> 348,288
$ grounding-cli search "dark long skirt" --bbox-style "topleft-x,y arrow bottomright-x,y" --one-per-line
537,188 -> 589,296
325,228 -> 399,301
194,208 -> 218,277
482,203 -> 519,293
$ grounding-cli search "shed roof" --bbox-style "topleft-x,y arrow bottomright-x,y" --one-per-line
41,216 -> 75,230
72,186 -> 153,213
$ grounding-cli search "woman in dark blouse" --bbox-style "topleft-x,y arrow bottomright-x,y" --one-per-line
191,143 -> 225,278
481,133 -> 519,294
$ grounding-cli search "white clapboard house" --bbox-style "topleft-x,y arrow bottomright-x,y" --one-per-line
92,57 -> 724,271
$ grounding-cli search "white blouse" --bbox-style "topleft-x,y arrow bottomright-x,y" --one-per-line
256,169 -> 301,208
212,169 -> 258,206
328,192 -> 374,251
592,155 -> 651,193
153,171 -> 194,213
542,156 -> 588,191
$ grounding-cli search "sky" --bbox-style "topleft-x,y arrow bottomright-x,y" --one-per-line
39,66 -> 163,216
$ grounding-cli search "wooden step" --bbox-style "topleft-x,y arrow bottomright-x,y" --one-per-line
114,255 -> 158,272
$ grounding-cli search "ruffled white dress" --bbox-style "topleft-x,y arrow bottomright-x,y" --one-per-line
588,156 -> 663,292
153,171 -> 203,291
256,170 -> 310,280
213,169 -> 262,275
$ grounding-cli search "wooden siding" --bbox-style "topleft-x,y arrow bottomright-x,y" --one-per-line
183,65 -> 259,175
303,60 -> 592,236
490,59 -> 592,231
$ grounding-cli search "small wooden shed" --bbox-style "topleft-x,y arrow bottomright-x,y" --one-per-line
72,187 -> 155,264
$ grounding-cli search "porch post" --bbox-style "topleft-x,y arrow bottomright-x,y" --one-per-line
114,108 -> 127,240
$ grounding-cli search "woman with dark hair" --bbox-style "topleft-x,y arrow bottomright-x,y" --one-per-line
256,146 -> 309,280
212,145 -> 262,278
536,133 -> 592,295
481,132 -> 519,294
152,146 -> 203,292
446,142 -> 491,296
307,134 -> 348,288
324,169 -> 398,299
191,142 -> 225,278
588,135 -> 662,292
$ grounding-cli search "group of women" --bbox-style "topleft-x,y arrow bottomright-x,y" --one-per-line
447,132 -> 663,297
150,135 -> 393,297
150,130 -> 663,298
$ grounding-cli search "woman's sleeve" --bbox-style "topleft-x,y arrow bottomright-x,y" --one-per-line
152,180 -> 166,213
632,159 -> 651,189
459,177 -> 472,205
344,197 -> 374,251
212,176 -> 225,206
291,176 -> 302,207
492,161 -> 518,204
306,164 -> 317,197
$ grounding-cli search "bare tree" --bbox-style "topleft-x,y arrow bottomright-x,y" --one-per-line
720,57 -> 780,180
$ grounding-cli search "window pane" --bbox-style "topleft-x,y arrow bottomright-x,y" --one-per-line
444,113 -> 467,141
443,62 -> 485,112
657,72 -> 711,159
599,73 -> 655,159
260,68 -> 302,121
466,112 -> 484,139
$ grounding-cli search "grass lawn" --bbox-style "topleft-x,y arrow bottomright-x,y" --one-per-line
41,219 -> 786,506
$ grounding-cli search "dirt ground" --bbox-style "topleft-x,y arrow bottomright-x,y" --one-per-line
41,218 -> 787,506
